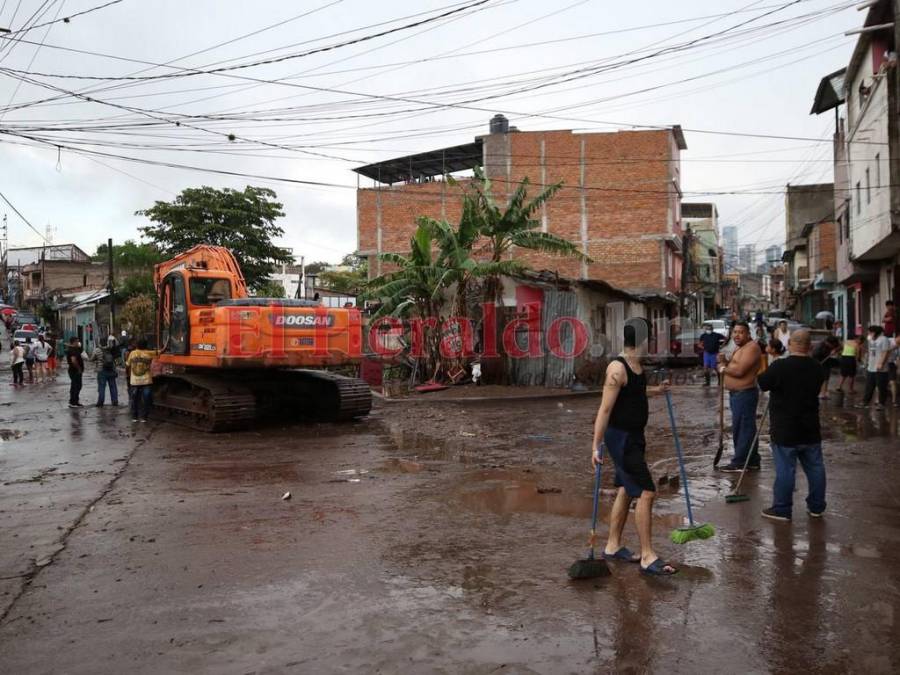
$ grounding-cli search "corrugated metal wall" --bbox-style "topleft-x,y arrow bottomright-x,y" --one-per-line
508,287 -> 578,387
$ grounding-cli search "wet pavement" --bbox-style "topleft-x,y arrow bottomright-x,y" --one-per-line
1,373 -> 899,673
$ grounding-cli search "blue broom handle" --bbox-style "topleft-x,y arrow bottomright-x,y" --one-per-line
590,449 -> 602,533
664,390 -> 696,527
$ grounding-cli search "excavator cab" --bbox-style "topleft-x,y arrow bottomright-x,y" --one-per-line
159,272 -> 189,355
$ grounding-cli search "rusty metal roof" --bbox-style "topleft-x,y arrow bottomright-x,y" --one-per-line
810,68 -> 846,115
353,140 -> 483,185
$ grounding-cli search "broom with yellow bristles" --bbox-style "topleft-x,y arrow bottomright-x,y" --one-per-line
664,390 -> 715,544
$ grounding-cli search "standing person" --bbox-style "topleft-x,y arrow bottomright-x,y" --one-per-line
30,334 -> 50,384
766,338 -> 786,364
23,337 -> 35,384
757,330 -> 827,521
46,332 -> 57,377
883,300 -> 896,338
91,336 -> 120,407
65,337 -> 85,408
126,338 -> 156,422
859,325 -> 892,409
773,320 -> 791,352
833,320 -> 844,340
122,338 -> 136,404
697,323 -> 725,387
590,319 -> 675,576
57,335 -> 65,377
812,336 -> 840,399
717,322 -> 763,472
9,340 -> 24,386
838,334 -> 861,394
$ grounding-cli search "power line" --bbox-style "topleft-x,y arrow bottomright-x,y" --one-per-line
0,188 -> 49,242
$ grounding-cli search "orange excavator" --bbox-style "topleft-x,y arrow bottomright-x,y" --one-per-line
150,245 -> 371,431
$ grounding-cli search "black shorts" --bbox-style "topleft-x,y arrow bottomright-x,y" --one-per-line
839,356 -> 857,377
603,427 -> 655,497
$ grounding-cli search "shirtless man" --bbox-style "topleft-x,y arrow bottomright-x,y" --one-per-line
717,321 -> 762,472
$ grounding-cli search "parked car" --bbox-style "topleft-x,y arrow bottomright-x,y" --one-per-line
669,329 -> 705,365
703,319 -> 729,337
14,312 -> 39,329
13,329 -> 36,344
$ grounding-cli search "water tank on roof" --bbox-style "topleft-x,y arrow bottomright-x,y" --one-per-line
489,114 -> 509,134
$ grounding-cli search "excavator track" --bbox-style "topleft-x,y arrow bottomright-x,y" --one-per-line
288,369 -> 373,421
151,374 -> 258,432
151,370 -> 372,432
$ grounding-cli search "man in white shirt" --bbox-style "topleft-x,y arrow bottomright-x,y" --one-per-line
860,325 -> 892,410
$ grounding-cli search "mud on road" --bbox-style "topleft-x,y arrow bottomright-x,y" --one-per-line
1,378 -> 899,673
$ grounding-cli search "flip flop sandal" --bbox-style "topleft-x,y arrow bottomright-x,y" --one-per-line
640,558 -> 678,576
602,547 -> 640,563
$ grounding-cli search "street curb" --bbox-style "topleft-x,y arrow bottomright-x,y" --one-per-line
373,388 -> 601,405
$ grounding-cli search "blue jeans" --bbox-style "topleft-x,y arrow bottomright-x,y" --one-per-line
729,388 -> 760,467
97,370 -> 118,405
131,384 -> 152,420
771,443 -> 827,517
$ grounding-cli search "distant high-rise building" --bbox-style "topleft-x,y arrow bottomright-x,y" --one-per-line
765,244 -> 783,266
739,244 -> 756,272
722,226 -> 738,272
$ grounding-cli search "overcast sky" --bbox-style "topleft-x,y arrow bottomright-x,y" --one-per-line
0,0 -> 862,263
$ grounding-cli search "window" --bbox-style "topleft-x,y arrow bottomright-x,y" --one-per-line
189,278 -> 232,305
876,153 -> 881,187
161,274 -> 188,355
844,212 -> 850,240
866,167 -> 871,203
856,182 -> 861,214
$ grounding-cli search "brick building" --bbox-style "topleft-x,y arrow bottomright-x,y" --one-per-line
681,202 -> 722,322
355,116 -> 687,330
2,244 -> 107,309
782,183 -> 837,323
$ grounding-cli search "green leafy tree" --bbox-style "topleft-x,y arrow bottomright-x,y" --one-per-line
121,294 -> 156,339
254,279 -> 286,298
364,221 -> 454,376
92,240 -> 163,302
465,170 -> 587,382
304,260 -> 331,275
136,186 -> 293,291
93,240 -> 163,269
318,254 -> 368,295
466,168 -> 587,304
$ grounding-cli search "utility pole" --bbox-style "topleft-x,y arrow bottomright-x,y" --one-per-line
298,255 -> 305,299
0,214 -> 6,304
107,237 -> 116,337
680,226 -> 693,322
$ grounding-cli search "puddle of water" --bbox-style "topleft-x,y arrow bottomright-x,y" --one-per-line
385,425 -> 484,464
335,469 -> 369,476
760,535 -> 883,560
0,428 -> 24,441
456,469 -> 684,527
381,458 -> 424,474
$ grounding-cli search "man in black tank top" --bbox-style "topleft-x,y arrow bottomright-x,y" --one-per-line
591,319 -> 677,576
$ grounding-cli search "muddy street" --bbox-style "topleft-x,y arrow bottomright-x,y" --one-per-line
1,378 -> 899,673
